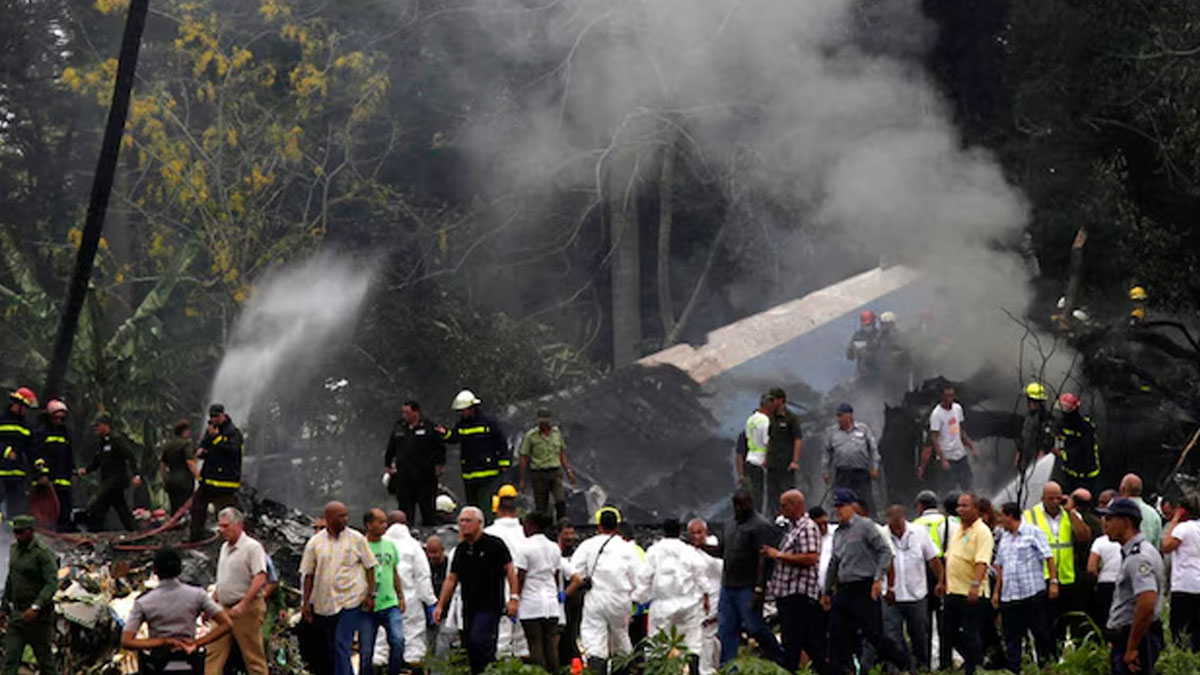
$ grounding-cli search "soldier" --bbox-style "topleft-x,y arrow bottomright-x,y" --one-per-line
1099,497 -> 1165,674
1,515 -> 58,674
80,411 -> 142,531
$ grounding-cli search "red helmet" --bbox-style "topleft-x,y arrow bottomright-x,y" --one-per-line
10,387 -> 38,408
1059,393 -> 1080,412
860,310 -> 876,326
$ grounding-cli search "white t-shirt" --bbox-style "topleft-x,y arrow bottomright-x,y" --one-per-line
818,527 -> 835,591
517,534 -> 564,619
886,523 -> 939,602
930,403 -> 967,462
1167,520 -> 1200,594
1089,535 -> 1122,583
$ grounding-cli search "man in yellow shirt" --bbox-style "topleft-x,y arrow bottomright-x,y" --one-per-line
937,492 -> 993,675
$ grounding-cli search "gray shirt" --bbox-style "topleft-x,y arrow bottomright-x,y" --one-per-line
126,578 -> 223,640
825,514 -> 892,595
823,422 -> 879,473
1107,533 -> 1164,630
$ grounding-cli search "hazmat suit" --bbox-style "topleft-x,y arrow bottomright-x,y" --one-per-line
485,516 -> 530,658
570,532 -> 640,663
633,538 -> 706,658
694,548 -> 723,675
374,522 -> 439,667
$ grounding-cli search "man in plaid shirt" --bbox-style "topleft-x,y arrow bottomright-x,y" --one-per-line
993,502 -> 1058,671
763,490 -> 823,672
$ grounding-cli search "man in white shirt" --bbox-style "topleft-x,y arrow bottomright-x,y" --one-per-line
928,385 -> 976,491
1162,496 -> 1200,651
882,505 -> 942,670
635,519 -> 706,672
517,512 -> 573,672
572,508 -> 640,673
375,510 -> 438,667
485,488 -> 530,659
687,518 -> 722,675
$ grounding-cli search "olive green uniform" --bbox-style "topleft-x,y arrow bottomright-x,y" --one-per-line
2,533 -> 58,673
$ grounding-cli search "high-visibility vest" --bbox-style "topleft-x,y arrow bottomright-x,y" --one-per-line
745,413 -> 769,467
914,512 -> 947,555
1024,504 -> 1075,584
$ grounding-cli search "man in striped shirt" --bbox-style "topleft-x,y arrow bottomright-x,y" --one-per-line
763,490 -> 822,671
994,502 -> 1057,671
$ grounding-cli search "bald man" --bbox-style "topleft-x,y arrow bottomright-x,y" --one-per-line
1024,482 -> 1091,648
301,502 -> 378,675
1120,474 -> 1163,550
762,490 -> 823,671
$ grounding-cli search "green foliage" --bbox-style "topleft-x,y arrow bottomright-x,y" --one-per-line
1157,641 -> 1200,675
1054,633 -> 1110,675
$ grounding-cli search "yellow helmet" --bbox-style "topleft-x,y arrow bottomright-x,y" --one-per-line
1131,307 -> 1146,320
1129,286 -> 1148,301
595,505 -> 622,526
1024,382 -> 1049,401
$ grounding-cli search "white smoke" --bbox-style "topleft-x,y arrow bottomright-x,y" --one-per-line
208,254 -> 375,423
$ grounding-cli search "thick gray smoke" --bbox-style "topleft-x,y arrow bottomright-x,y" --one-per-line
208,254 -> 375,423
433,0 -> 1058,384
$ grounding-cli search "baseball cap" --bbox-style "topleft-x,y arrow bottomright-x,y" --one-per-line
836,402 -> 854,415
208,403 -> 226,416
833,488 -> 860,507
1098,497 -> 1143,522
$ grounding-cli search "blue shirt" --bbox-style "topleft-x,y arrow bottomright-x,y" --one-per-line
996,523 -> 1052,602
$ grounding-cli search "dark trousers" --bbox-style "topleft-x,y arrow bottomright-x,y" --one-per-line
947,457 -> 973,490
943,594 -> 984,675
164,478 -> 193,516
395,478 -> 438,526
1052,581 -> 1089,641
883,598 -> 929,669
1110,622 -> 1164,675
309,613 -> 340,675
777,594 -> 825,673
1,479 -> 27,519
1000,593 -> 1053,671
559,590 -> 584,665
832,468 -> 873,515
828,581 -> 909,675
189,484 -> 237,541
531,469 -> 566,521
1,608 -> 54,673
522,617 -> 560,673
464,610 -> 500,674
463,477 -> 499,523
1171,592 -> 1200,651
1092,582 -> 1115,633
766,465 -> 795,516
718,586 -> 785,666
88,483 -> 135,531
55,486 -> 73,530
744,464 -> 768,514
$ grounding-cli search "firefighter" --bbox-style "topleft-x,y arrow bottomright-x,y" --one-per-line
438,390 -> 509,521
32,399 -> 75,531
846,311 -> 880,378
80,412 -> 142,531
188,403 -> 244,542
1129,286 -> 1148,325
1053,393 -> 1100,495
1017,383 -> 1054,474
0,387 -> 36,519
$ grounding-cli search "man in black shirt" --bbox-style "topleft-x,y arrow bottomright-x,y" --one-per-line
385,401 -> 446,526
433,506 -> 520,674
767,388 -> 804,511
80,412 -> 142,531
718,488 -> 785,667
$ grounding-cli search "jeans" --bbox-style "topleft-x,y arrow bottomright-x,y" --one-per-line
1000,593 -> 1053,672
883,598 -> 928,669
943,595 -> 983,675
777,594 -> 825,673
360,605 -> 406,675
464,610 -> 500,674
832,468 -> 872,515
333,608 -> 368,675
717,586 -> 784,666
829,581 -> 909,675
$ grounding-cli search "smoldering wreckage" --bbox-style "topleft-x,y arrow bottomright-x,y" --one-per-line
6,282 -> 1200,674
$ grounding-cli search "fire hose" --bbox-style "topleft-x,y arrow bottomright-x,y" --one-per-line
35,489 -> 204,547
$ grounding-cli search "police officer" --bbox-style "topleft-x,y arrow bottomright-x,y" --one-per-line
33,399 -> 75,530
81,411 -> 142,531
189,403 -> 244,542
1,514 -> 58,674
1099,497 -> 1165,674
384,400 -> 446,526
823,403 -> 880,515
0,387 -> 37,518
1053,393 -> 1100,495
438,390 -> 508,519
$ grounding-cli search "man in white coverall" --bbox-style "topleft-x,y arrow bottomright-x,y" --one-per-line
688,518 -> 723,675
572,507 -> 641,673
375,510 -> 439,670
485,486 -> 530,658
634,518 -> 706,674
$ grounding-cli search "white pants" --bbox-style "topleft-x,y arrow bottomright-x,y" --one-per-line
581,602 -> 633,660
699,611 -> 719,675
648,603 -> 704,657
496,614 -> 530,658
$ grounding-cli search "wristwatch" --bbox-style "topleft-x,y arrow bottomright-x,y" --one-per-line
509,594 -> 520,601
970,580 -> 981,588
1050,578 -> 1060,584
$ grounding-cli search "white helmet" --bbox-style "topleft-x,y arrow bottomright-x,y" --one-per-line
451,389 -> 481,411
436,494 -> 457,513
879,311 -> 897,324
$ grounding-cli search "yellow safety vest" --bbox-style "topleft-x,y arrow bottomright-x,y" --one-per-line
745,413 -> 769,467
914,512 -> 947,555
1024,504 -> 1074,584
